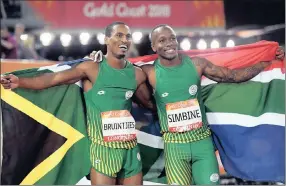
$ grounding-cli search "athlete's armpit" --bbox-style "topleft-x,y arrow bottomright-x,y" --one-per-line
191,57 -> 271,83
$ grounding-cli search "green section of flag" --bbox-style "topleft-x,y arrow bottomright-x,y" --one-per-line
139,144 -> 166,184
203,80 -> 284,116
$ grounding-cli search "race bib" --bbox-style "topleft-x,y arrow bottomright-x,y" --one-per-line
166,99 -> 202,132
101,110 -> 136,142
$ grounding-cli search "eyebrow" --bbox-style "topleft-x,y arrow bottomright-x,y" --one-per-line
114,32 -> 131,36
157,34 -> 175,40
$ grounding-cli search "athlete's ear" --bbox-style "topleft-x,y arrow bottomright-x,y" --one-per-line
151,43 -> 156,53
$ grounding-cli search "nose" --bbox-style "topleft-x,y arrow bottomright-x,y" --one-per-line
166,38 -> 176,47
121,36 -> 128,43
166,40 -> 172,47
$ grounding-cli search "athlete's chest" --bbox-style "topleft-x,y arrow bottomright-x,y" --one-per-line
155,70 -> 200,102
92,68 -> 137,101
91,85 -> 135,103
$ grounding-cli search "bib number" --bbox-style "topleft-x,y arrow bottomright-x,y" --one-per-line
166,99 -> 203,132
101,110 -> 136,142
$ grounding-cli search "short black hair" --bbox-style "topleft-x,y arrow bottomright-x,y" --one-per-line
104,21 -> 127,37
150,24 -> 170,42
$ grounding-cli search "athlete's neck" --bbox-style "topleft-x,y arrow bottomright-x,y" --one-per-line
159,54 -> 181,67
105,52 -> 126,69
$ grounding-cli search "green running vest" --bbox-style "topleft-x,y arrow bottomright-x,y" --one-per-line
154,55 -> 211,143
84,58 -> 137,149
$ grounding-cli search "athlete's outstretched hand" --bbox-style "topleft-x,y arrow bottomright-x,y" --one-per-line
275,46 -> 285,60
1,74 -> 19,89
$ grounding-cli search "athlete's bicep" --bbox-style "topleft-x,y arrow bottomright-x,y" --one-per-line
133,82 -> 156,111
52,61 -> 93,86
134,67 -> 156,111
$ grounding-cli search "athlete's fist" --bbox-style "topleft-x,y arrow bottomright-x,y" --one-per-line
1,74 -> 19,90
89,50 -> 103,62
275,46 -> 285,60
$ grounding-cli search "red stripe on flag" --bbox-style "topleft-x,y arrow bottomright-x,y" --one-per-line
128,41 -> 284,74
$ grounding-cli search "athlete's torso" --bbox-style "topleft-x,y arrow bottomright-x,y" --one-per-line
84,58 -> 138,149
153,55 -> 211,143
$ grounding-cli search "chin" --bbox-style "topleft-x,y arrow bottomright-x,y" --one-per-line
115,54 -> 126,59
162,54 -> 177,61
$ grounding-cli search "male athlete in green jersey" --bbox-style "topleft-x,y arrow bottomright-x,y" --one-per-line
1,22 -> 154,185
140,24 -> 284,185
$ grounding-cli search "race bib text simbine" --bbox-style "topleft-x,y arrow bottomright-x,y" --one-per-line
166,99 -> 202,132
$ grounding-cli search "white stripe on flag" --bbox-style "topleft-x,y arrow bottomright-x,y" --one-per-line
38,65 -> 82,87
201,68 -> 285,86
134,61 -> 155,66
207,112 -> 285,127
143,152 -> 165,181
38,64 -> 69,72
136,130 -> 164,149
137,113 -> 285,149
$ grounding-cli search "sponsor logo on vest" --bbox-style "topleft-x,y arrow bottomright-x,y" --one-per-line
137,152 -> 141,161
125,91 -> 134,100
210,173 -> 219,182
95,159 -> 100,164
189,85 -> 197,95
162,92 -> 169,97
97,90 -> 105,95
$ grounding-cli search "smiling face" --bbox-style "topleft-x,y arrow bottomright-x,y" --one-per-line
105,24 -> 132,59
151,26 -> 179,61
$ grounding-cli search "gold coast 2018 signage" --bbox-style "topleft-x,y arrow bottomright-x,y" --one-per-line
27,1 -> 225,29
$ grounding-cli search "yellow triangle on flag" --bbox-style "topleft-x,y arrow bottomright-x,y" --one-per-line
1,86 -> 85,185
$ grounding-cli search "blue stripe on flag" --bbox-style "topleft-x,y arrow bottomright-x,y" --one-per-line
131,106 -> 162,137
211,124 -> 285,183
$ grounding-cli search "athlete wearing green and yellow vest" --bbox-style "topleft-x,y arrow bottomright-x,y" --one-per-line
84,56 -> 140,175
142,24 -> 273,185
82,23 -> 155,185
82,23 -> 154,185
152,55 -> 219,185
142,25 -> 220,185
83,54 -> 153,184
153,55 -> 211,143
85,57 -> 138,149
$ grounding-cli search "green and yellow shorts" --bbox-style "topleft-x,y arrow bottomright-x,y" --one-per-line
90,143 -> 142,178
164,136 -> 220,185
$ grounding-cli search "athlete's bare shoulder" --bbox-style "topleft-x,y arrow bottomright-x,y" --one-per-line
78,59 -> 99,67
140,64 -> 154,74
134,66 -> 147,86
76,60 -> 100,84
189,56 -> 206,76
78,60 -> 99,72
139,64 -> 156,88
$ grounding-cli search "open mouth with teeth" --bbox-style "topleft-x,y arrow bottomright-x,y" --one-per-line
119,45 -> 128,51
164,48 -> 176,54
